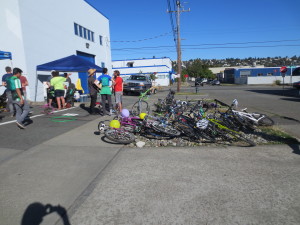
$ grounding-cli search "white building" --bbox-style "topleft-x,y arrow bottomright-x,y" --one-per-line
0,0 -> 111,101
112,57 -> 174,86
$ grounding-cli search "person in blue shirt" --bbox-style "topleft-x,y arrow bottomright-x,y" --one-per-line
1,66 -> 14,116
97,68 -> 113,116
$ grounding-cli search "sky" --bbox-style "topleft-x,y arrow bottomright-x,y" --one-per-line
85,0 -> 300,61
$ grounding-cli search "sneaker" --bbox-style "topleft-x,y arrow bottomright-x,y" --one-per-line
16,122 -> 26,129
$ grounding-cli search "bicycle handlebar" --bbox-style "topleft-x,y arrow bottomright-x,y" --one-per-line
214,99 -> 234,108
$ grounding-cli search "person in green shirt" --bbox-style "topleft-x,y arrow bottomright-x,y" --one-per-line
97,68 -> 114,116
7,68 -> 30,129
50,71 -> 66,110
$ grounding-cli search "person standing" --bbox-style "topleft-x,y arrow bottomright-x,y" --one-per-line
7,68 -> 30,129
113,70 -> 123,112
97,68 -> 113,116
64,72 -> 72,86
87,69 -> 98,115
50,71 -> 66,110
1,66 -> 14,116
20,75 -> 28,100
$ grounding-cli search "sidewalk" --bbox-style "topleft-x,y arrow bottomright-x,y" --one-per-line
1,86 -> 300,225
0,116 -> 123,225
68,145 -> 300,225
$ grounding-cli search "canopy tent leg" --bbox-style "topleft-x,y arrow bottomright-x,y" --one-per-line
34,71 -> 38,102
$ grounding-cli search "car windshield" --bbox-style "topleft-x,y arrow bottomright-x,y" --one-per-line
130,76 -> 146,81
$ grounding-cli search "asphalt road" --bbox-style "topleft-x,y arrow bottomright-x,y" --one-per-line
0,84 -> 299,225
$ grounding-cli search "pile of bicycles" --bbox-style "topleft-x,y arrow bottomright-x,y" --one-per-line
98,89 -> 274,147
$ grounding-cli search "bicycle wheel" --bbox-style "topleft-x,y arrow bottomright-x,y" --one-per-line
141,127 -> 173,140
232,114 -> 256,131
104,128 -> 135,144
173,121 -> 194,137
131,100 -> 150,116
219,129 -> 256,147
254,113 -> 274,126
151,123 -> 181,137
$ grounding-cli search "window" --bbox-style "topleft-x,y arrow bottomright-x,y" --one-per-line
87,30 -> 91,40
101,62 -> 105,68
267,73 -> 273,76
127,62 -> 134,67
91,32 -> 94,42
99,35 -> 103,45
257,73 -> 263,76
74,23 -> 94,42
79,25 -> 83,37
83,28 -> 87,39
157,75 -> 166,79
74,23 -> 78,35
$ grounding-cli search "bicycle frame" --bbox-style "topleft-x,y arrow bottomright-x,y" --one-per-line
232,110 -> 266,124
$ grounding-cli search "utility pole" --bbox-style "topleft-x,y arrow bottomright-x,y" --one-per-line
168,1 -> 190,92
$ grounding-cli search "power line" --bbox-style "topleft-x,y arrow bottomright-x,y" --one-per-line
110,32 -> 172,42
167,0 -> 177,45
182,44 -> 300,50
111,38 -> 300,50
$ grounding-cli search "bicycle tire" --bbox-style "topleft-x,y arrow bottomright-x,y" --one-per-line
232,113 -> 256,131
254,113 -> 274,126
141,127 -> 173,140
173,121 -> 194,137
219,129 -> 256,147
131,100 -> 150,116
151,123 -> 181,137
104,129 -> 135,144
200,125 -> 217,143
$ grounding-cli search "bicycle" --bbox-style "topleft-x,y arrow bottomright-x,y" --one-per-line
131,87 -> 154,116
104,127 -> 136,144
115,112 -> 181,138
214,99 -> 274,129
180,100 -> 256,146
154,89 -> 176,114
199,102 -> 256,147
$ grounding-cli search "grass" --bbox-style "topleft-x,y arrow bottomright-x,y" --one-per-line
258,126 -> 299,145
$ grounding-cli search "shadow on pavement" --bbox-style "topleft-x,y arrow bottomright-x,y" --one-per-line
288,144 -> 300,155
21,202 -> 71,225
80,103 -> 102,115
281,116 -> 300,124
280,97 -> 300,102
247,88 -> 300,98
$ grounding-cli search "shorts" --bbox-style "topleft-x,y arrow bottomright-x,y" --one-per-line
55,90 -> 65,97
115,91 -> 122,103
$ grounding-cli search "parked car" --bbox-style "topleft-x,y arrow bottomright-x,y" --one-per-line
211,80 -> 221,85
292,81 -> 300,89
195,78 -> 207,86
123,74 -> 154,95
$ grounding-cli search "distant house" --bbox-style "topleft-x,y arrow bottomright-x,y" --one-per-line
0,0 -> 111,101
224,67 -> 300,84
112,57 -> 174,86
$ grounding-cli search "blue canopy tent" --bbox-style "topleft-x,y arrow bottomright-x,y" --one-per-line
0,50 -> 13,70
35,55 -> 103,101
0,50 -> 12,60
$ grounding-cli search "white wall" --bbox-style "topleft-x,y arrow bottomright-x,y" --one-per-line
112,58 -> 172,86
0,0 -> 26,95
247,76 -> 300,85
0,0 -> 111,101
113,58 -> 172,68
